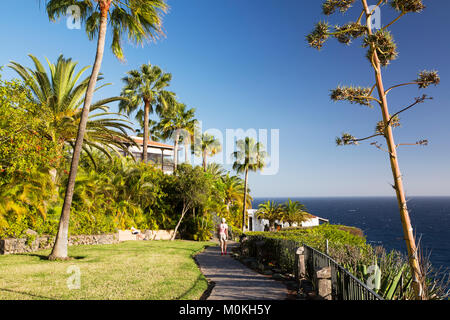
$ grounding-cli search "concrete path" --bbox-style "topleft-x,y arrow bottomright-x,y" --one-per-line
195,242 -> 288,300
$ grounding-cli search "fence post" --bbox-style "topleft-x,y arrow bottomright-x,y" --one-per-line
295,246 -> 306,280
316,266 -> 332,300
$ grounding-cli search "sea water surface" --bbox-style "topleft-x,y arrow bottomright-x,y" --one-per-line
253,196 -> 450,271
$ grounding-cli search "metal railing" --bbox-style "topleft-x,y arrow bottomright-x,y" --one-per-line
304,244 -> 383,300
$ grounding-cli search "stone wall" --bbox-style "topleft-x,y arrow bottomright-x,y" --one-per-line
0,233 -> 119,255
143,230 -> 174,240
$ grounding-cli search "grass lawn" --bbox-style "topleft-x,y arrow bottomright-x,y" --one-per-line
0,240 -> 215,300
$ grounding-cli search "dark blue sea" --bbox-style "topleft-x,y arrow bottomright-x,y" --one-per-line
253,197 -> 450,271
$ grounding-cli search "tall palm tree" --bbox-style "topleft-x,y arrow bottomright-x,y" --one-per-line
232,137 -> 267,232
197,133 -> 222,171
158,102 -> 196,170
8,55 -> 133,163
136,119 -> 164,142
221,173 -> 252,221
256,200 -> 282,231
281,199 -> 309,227
181,117 -> 196,165
45,0 -> 168,259
119,63 -> 173,162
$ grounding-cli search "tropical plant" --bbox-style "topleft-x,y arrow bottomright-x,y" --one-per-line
8,55 -> 134,164
281,199 -> 309,226
0,168 -> 56,238
45,0 -> 168,259
195,133 -> 222,171
136,119 -> 164,142
0,72 -> 59,183
170,164 -> 212,240
158,102 -> 196,170
206,163 -> 226,179
256,201 -> 282,231
222,173 -> 251,207
232,137 -> 267,232
306,0 -> 437,299
119,63 -> 173,162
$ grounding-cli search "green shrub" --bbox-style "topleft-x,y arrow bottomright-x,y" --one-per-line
243,224 -> 371,275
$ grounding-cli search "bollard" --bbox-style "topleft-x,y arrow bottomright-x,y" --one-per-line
295,246 -> 306,280
316,266 -> 332,300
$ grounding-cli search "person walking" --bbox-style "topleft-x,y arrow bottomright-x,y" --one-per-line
218,218 -> 229,255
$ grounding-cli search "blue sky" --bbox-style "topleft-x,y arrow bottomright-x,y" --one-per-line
1,0 -> 449,197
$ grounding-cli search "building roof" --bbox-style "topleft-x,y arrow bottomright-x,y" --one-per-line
129,136 -> 174,150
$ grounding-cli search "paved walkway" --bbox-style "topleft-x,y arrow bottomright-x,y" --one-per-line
195,242 -> 288,300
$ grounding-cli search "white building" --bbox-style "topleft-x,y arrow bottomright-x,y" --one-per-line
119,136 -> 175,174
247,209 -> 329,232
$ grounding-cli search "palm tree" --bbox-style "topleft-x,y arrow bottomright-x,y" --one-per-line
197,133 -> 222,171
232,137 -> 267,232
158,102 -> 196,170
136,119 -> 164,142
206,163 -> 226,179
119,63 -> 173,163
181,117 -> 196,165
45,0 -> 168,259
256,200 -> 282,231
221,173 -> 252,222
281,199 -> 309,227
8,55 -> 134,164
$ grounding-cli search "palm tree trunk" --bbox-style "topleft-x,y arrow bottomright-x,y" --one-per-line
143,100 -> 150,163
241,168 -> 249,232
173,130 -> 180,170
362,0 -> 423,299
202,149 -> 207,171
49,1 -> 111,260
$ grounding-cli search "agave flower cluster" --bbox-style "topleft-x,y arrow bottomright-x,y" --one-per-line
330,86 -> 372,107
390,0 -> 425,13
416,71 -> 440,89
306,21 -> 330,50
322,0 -> 356,16
334,23 -> 367,45
336,133 -> 358,146
375,115 -> 400,134
363,30 -> 398,66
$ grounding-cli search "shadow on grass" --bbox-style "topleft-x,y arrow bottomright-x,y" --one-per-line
0,288 -> 55,300
175,273 -> 211,300
16,253 -> 87,261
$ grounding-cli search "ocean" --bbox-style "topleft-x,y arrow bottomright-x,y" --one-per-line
253,196 -> 450,271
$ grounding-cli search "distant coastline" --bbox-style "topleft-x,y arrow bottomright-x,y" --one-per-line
253,196 -> 450,271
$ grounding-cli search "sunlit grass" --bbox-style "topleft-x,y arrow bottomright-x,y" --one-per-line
0,240 -> 214,300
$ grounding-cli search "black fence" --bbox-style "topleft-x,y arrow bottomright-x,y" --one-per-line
304,244 -> 383,300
